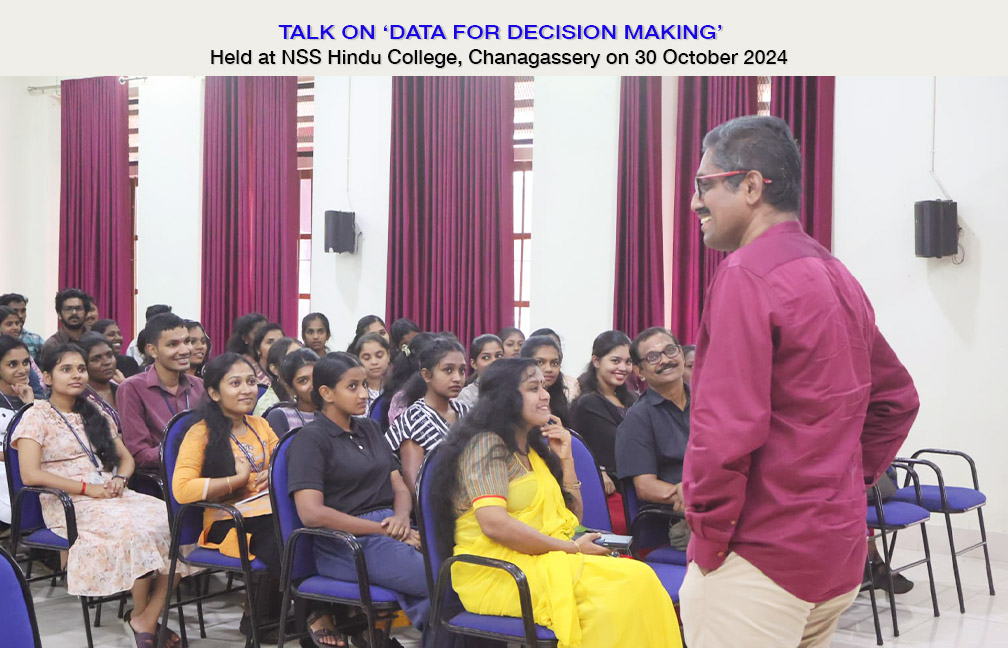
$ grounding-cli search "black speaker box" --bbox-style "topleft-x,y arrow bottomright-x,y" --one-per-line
325,210 -> 357,253
914,200 -> 958,258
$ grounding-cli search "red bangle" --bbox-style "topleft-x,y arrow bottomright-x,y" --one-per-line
80,481 -> 87,495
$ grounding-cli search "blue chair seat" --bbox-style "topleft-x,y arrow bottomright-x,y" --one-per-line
645,546 -> 687,566
448,611 -> 557,640
182,547 -> 270,572
647,562 -> 688,602
891,485 -> 986,513
23,528 -> 70,549
296,576 -> 399,604
867,501 -> 930,528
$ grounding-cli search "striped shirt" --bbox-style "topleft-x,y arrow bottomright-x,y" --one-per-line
384,398 -> 469,453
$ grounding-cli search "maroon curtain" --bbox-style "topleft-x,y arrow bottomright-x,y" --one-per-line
771,76 -> 835,250
387,77 -> 514,347
201,77 -> 299,350
58,76 -> 133,339
669,77 -> 758,344
614,77 -> 664,338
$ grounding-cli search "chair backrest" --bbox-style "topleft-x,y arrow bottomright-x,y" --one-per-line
569,435 -> 612,532
416,445 -> 457,600
622,477 -> 642,526
268,428 -> 313,582
262,401 -> 296,419
3,404 -> 45,534
0,546 -> 42,647
159,409 -> 202,544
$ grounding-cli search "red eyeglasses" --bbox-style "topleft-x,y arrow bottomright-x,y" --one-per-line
694,170 -> 773,198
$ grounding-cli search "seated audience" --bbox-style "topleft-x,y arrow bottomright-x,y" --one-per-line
571,330 -> 636,532
225,312 -> 268,380
498,327 -> 525,359
352,332 -> 391,416
250,322 -> 284,387
519,336 -> 572,426
12,343 -> 189,646
288,352 -> 430,645
681,344 -> 696,387
41,288 -> 92,356
385,336 -> 469,493
77,333 -> 123,434
379,332 -> 435,428
301,312 -> 332,356
456,334 -> 504,407
185,320 -> 212,377
1,306 -> 45,397
615,327 -> 691,550
118,313 -> 205,471
429,358 -> 682,648
0,293 -> 44,359
252,336 -> 302,416
530,328 -> 580,400
91,318 -> 141,379
389,317 -> 422,359
265,348 -> 319,436
172,352 -> 282,637
126,304 -> 173,364
1,335 -> 35,525
348,314 -> 389,352
83,296 -> 99,330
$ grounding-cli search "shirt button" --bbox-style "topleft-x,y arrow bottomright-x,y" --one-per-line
717,551 -> 725,557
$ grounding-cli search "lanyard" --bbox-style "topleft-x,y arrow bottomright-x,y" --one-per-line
230,418 -> 267,473
160,389 -> 190,416
52,405 -> 102,472
0,391 -> 17,411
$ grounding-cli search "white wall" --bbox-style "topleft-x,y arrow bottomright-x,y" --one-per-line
0,77 -> 62,337
310,77 -> 392,349
531,76 -> 621,374
834,77 -> 1008,535
135,77 -> 203,331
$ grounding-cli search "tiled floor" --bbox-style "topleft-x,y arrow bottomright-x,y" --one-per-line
24,545 -> 1006,646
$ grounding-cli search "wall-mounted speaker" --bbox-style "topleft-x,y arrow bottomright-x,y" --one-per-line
325,210 -> 357,253
914,200 -> 958,258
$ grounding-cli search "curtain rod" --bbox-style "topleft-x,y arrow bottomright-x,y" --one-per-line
27,76 -> 147,93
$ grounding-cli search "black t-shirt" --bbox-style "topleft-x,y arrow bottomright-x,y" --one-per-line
615,386 -> 690,484
286,413 -> 397,517
117,354 -> 141,378
570,392 -> 631,478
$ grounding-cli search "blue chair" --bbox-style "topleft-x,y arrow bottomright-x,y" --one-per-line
568,434 -> 611,532
867,461 -> 940,637
270,428 -> 402,648
621,478 -> 687,566
890,449 -> 995,613
156,409 -> 271,648
0,545 -> 42,648
415,445 -> 558,647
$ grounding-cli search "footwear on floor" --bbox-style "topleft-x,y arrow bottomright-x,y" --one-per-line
871,561 -> 915,594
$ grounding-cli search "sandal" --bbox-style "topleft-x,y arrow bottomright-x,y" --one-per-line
123,610 -> 180,648
307,610 -> 349,647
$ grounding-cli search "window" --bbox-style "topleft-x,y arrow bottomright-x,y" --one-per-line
128,83 -> 139,329
513,77 -> 533,332
297,77 -> 315,327
757,76 -> 772,116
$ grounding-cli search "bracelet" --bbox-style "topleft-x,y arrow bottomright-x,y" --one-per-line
570,540 -> 581,554
563,480 -> 582,490
112,475 -> 128,483
225,476 -> 233,493
80,481 -> 87,495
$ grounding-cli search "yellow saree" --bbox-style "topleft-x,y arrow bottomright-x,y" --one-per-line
451,449 -> 682,648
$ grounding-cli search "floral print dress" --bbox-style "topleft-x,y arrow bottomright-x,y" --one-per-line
10,400 -> 192,596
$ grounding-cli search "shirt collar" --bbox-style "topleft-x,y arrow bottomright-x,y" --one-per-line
142,365 -> 192,392
640,384 -> 691,408
316,412 -> 362,437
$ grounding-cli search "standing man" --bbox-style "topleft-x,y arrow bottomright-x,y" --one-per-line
0,293 -> 44,359
679,116 -> 919,647
118,312 -> 204,471
40,288 -> 92,357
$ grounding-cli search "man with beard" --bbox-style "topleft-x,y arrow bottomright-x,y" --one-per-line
678,116 -> 917,647
118,312 -> 205,471
615,326 -> 692,550
40,288 -> 92,356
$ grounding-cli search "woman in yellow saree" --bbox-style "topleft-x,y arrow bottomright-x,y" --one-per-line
428,358 -> 682,648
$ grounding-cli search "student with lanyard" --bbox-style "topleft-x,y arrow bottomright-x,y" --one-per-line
1,335 -> 36,526
77,333 -> 124,435
118,313 -> 205,471
384,336 -> 469,494
1,307 -> 46,398
11,343 -> 191,648
265,348 -> 319,436
172,352 -> 289,639
91,318 -> 141,380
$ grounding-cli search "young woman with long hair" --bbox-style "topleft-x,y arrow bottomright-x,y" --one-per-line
184,320 -> 212,378
301,312 -> 332,357
347,314 -> 388,352
455,334 -> 504,407
76,333 -> 123,435
264,347 -> 319,437
388,318 -> 421,360
13,343 -> 191,647
377,332 -> 435,429
519,336 -> 572,426
498,327 -> 525,359
252,337 -> 303,416
351,333 -> 391,416
427,359 -> 681,648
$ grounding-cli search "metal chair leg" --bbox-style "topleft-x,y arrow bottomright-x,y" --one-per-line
977,508 -> 996,596
919,522 -> 940,618
878,526 -> 900,636
943,511 -> 966,613
80,596 -> 95,648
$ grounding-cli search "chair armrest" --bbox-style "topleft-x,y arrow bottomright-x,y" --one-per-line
172,501 -> 256,570
129,469 -> 164,496
435,554 -> 540,646
629,505 -> 683,557
279,527 -> 373,605
909,448 -> 980,490
893,457 -> 953,510
13,486 -> 78,547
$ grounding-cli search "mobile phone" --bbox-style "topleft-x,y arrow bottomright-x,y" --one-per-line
593,533 -> 632,549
